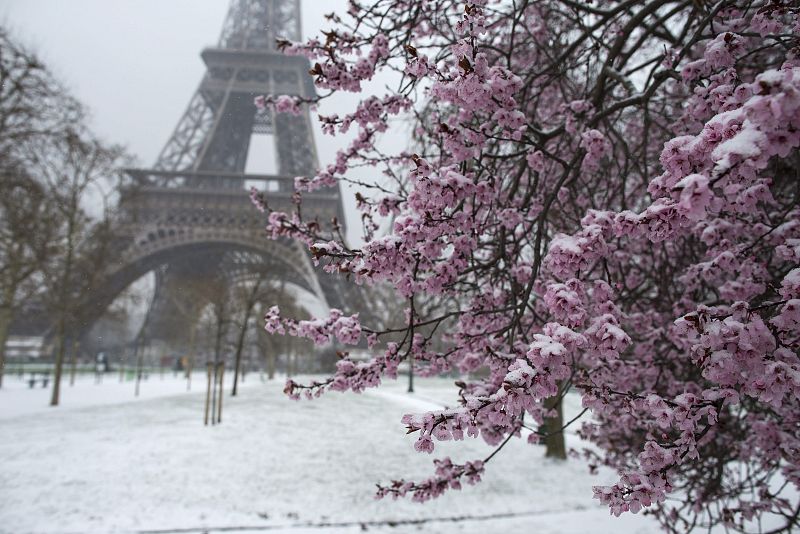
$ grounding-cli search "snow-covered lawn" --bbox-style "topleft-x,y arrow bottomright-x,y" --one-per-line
0,373 -> 660,534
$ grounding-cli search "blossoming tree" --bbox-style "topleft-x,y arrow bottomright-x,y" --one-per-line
251,1 -> 800,531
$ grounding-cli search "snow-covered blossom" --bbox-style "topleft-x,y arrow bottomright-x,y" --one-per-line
254,2 -> 800,531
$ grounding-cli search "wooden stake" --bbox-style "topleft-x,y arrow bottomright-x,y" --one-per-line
204,362 -> 212,426
216,362 -> 225,424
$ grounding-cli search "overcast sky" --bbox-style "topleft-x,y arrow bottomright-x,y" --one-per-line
0,1 -> 406,244
0,1 -> 347,163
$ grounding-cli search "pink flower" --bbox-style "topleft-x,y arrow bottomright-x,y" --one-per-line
413,435 -> 435,454
674,173 -> 712,220
274,95 -> 302,115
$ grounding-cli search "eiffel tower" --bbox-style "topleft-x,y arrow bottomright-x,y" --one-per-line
93,0 -> 349,348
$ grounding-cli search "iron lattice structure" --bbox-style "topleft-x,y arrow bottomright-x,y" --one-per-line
93,0 -> 352,346
154,0 -> 316,175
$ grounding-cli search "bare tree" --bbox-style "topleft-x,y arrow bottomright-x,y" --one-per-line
23,131 -> 128,407
230,275 -> 317,394
0,28 -> 83,388
0,168 -> 57,387
194,274 -> 233,423
256,293 -> 313,378
65,216 -> 125,385
229,273 -> 270,396
163,274 -> 224,391
0,27 -> 82,159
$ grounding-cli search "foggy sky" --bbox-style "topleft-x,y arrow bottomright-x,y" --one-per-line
1,0 -> 340,163
0,0 -> 402,244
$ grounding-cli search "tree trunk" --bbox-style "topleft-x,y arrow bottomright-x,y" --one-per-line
134,337 -> 144,397
186,353 -> 192,391
216,363 -> 224,424
543,388 -> 567,460
51,204 -> 77,407
267,350 -> 275,380
231,316 -> 249,396
69,338 -> 79,386
210,361 -> 217,426
187,327 -> 196,391
210,313 -> 224,425
407,354 -> 415,393
50,318 -> 66,406
204,362 -> 212,425
232,279 -> 261,396
0,306 -> 12,389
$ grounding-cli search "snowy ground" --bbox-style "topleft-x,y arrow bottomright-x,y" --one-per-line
0,372 -> 662,534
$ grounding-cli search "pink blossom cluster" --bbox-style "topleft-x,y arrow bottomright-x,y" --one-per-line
251,1 -> 800,530
254,94 -> 303,115
375,458 -> 485,503
265,306 -> 361,346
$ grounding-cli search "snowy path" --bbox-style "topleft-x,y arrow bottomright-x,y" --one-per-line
0,375 -> 660,533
